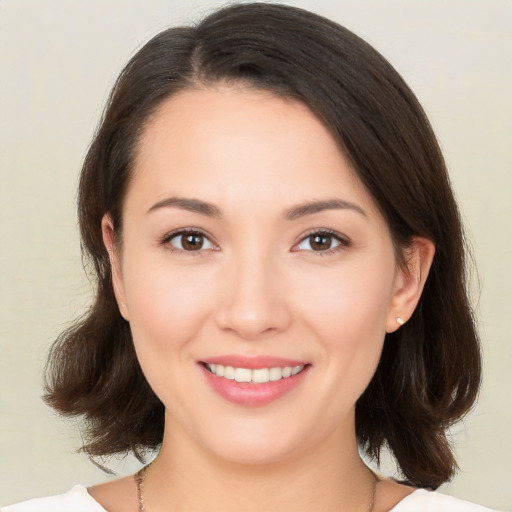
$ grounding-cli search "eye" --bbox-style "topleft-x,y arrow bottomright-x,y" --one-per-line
166,230 -> 216,252
295,231 -> 348,253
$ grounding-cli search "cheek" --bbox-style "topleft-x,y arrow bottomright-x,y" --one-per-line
121,253 -> 216,355
120,254 -> 220,412
296,259 -> 395,335
293,258 -> 395,390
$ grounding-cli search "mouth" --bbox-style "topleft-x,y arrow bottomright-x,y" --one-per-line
199,358 -> 311,406
202,362 -> 306,384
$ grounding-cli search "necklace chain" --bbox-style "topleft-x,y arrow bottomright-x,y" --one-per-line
135,465 -> 148,512
134,464 -> 377,512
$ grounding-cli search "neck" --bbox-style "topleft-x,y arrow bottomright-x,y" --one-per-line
144,416 -> 376,512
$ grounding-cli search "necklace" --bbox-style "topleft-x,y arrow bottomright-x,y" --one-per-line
134,465 -> 378,512
134,465 -> 148,512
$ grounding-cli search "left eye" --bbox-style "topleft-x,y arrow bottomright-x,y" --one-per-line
168,232 -> 215,251
296,232 -> 344,252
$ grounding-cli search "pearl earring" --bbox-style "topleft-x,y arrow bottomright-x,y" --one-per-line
396,317 -> 405,326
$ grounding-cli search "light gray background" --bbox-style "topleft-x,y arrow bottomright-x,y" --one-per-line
1,0 -> 511,509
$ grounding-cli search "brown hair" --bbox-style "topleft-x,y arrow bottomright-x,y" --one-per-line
44,3 -> 481,489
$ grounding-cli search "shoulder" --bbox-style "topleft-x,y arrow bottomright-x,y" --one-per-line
1,486 -> 107,512
391,488 -> 496,511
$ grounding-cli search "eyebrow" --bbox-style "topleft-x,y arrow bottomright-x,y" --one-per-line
147,196 -> 366,220
147,197 -> 222,217
284,199 -> 367,220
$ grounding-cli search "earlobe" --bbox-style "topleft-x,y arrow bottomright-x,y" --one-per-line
386,237 -> 435,333
101,214 -> 129,321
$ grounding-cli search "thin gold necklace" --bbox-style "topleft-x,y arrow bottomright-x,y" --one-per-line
134,465 -> 378,512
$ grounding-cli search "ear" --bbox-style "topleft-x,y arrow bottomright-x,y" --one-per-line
386,237 -> 435,333
101,214 -> 129,321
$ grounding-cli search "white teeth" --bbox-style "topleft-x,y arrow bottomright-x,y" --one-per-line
224,366 -> 235,380
291,365 -> 302,375
234,367 -> 252,383
252,368 -> 270,383
206,363 -> 305,383
269,367 -> 282,381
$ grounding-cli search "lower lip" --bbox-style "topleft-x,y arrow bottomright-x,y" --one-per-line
200,364 -> 310,407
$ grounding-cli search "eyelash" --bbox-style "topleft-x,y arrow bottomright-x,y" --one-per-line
159,228 -> 350,255
293,229 -> 351,256
159,228 -> 218,255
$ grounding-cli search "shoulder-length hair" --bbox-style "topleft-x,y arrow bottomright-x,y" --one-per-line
44,2 -> 481,489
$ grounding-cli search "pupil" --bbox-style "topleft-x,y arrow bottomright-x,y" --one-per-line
183,234 -> 203,250
311,234 -> 331,250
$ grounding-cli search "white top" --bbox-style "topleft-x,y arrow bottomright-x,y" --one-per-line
1,486 -> 496,511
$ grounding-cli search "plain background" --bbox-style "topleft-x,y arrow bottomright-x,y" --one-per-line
0,0 -> 511,509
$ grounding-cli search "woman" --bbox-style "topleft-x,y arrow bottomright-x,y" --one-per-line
3,3 -> 492,511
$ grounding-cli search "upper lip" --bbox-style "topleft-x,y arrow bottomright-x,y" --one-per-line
200,355 -> 308,369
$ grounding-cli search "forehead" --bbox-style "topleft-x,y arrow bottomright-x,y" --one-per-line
127,86 -> 380,219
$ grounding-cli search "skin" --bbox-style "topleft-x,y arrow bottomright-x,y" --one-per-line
91,86 -> 434,512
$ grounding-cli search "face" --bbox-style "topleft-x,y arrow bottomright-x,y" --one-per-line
104,86 -> 423,465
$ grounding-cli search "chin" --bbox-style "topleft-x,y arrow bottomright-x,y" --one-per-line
207,437 -> 301,466
189,414 -> 314,466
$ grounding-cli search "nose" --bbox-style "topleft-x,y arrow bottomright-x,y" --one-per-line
215,252 -> 292,341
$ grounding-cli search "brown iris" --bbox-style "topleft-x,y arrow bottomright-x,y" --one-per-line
181,233 -> 204,250
309,233 -> 333,251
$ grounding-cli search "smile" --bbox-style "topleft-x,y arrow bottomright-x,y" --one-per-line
200,359 -> 311,406
205,363 -> 305,383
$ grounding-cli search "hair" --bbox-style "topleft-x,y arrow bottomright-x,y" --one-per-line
44,2 -> 481,489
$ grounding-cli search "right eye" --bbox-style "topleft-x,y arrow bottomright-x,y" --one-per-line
166,231 -> 216,252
